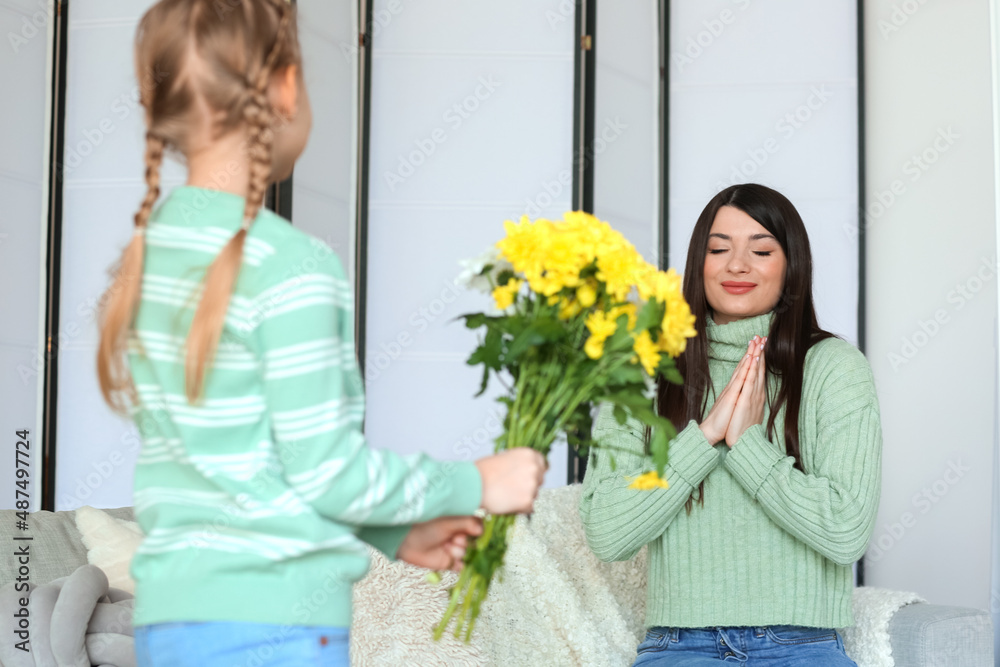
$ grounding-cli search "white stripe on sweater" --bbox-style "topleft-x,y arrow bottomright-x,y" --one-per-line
134,487 -> 309,519
263,338 -> 356,380
138,525 -> 364,560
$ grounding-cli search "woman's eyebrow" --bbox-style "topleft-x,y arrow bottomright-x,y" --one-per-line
709,232 -> 776,241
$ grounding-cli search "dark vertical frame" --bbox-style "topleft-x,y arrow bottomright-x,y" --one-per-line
659,0 -> 670,271
264,0 -> 295,220
40,0 -> 69,511
570,0 -> 597,215
855,0 -> 867,586
856,0 -> 867,359
355,0 -> 373,381
568,0 -> 597,484
264,175 -> 293,220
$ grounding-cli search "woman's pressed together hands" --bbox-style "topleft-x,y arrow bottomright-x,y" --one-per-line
698,336 -> 768,447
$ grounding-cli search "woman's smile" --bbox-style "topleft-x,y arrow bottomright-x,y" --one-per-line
721,281 -> 757,295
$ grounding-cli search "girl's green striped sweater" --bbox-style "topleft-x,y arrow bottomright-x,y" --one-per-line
128,186 -> 481,628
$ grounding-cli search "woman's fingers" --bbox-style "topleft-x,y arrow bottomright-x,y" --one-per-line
718,341 -> 752,400
723,338 -> 759,397
728,339 -> 768,444
743,337 -> 765,401
699,336 -> 766,445
755,341 -> 766,388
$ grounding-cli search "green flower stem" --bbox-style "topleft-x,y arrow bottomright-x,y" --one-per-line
433,511 -> 516,642
433,567 -> 468,641
433,347 -> 649,644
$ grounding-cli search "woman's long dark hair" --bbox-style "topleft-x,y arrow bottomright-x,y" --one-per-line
659,183 -> 835,506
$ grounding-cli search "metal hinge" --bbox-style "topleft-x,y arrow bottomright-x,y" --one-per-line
581,35 -> 592,50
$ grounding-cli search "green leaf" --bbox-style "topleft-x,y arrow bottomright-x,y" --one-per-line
635,299 -> 666,332
658,361 -> 683,385
598,391 -> 654,411
505,317 -> 566,363
649,427 -> 668,477
474,365 -> 490,396
467,327 -> 505,396
612,404 -> 628,425
607,363 -> 645,386
460,312 -> 490,330
468,328 -> 503,370
579,260 -> 599,280
605,315 -> 633,351
497,313 -> 528,338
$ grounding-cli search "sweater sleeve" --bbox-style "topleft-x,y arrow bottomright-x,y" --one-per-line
723,341 -> 882,565
247,241 -> 482,538
579,402 -> 721,562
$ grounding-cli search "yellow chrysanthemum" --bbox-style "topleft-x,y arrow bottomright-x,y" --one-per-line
635,266 -> 697,358
584,335 -> 605,360
608,303 -> 637,331
496,211 -> 654,306
576,281 -> 597,308
586,310 -> 618,338
492,278 -> 522,311
558,298 -> 583,320
637,265 -> 680,302
631,330 -> 661,376
584,310 -> 619,359
627,471 -> 669,490
542,230 -> 587,290
597,245 -> 645,302
496,216 -> 553,280
658,297 -> 697,357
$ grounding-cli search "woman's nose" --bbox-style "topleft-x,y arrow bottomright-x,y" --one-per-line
727,253 -> 749,273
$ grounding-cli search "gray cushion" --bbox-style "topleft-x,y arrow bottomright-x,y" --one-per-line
0,507 -> 135,588
889,602 -> 994,667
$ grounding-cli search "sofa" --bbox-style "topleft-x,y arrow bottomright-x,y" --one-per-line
0,485 -> 994,666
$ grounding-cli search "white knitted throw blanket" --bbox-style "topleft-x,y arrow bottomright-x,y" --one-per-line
841,587 -> 925,667
351,484 -> 645,666
351,484 -> 914,667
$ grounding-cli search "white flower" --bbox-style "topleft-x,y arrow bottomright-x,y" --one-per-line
455,247 -> 514,294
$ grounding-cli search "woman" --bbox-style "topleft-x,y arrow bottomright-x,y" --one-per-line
580,183 -> 881,666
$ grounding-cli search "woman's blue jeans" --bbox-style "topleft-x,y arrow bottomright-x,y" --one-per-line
632,626 -> 858,666
134,622 -> 350,666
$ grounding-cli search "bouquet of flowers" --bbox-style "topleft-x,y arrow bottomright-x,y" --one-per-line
434,211 -> 697,642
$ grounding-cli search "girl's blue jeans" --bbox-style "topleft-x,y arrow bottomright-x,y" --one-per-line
632,625 -> 858,666
134,622 -> 349,666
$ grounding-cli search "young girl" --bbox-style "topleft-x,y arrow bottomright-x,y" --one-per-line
581,183 -> 882,666
95,1 -> 545,664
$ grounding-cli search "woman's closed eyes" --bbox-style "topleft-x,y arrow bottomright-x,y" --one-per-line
707,248 -> 774,256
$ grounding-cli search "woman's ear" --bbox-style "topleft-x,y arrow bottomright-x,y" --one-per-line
271,64 -> 299,119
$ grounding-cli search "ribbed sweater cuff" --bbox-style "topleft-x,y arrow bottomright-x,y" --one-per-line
356,524 -> 411,561
434,460 -> 483,517
671,420 -> 721,487
724,423 -> 783,497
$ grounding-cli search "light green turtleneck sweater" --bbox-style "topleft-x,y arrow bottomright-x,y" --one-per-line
580,311 -> 882,629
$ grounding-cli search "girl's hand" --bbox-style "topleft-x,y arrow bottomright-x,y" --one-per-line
725,338 -> 767,447
698,337 -> 760,444
397,516 -> 483,572
475,448 -> 546,515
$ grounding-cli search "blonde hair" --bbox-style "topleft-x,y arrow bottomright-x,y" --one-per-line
97,0 -> 301,413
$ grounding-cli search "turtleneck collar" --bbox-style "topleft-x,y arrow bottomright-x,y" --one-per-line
705,310 -> 775,362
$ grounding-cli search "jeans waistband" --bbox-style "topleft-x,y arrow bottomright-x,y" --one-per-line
656,626 -> 788,641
